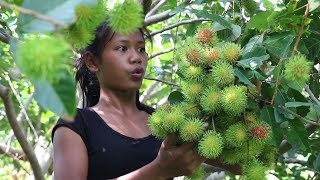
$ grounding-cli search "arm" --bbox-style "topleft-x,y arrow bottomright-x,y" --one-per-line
53,127 -> 88,180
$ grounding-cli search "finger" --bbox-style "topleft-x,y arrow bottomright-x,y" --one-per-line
162,133 -> 177,150
177,141 -> 197,153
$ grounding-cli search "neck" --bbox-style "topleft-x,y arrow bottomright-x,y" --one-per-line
93,88 -> 139,115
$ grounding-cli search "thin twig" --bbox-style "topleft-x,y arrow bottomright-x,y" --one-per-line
146,0 -> 167,17
291,3 -> 309,58
278,104 -> 320,126
0,1 -> 68,29
148,48 -> 175,59
150,18 -> 211,36
144,76 -> 181,87
304,84 -> 320,106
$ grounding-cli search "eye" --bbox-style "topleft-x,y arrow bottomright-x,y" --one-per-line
116,46 -> 128,52
138,47 -> 146,53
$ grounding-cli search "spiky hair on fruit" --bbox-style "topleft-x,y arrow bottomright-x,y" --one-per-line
204,47 -> 221,66
195,25 -> 217,45
184,165 -> 206,180
249,121 -> 272,145
257,145 -> 276,168
179,118 -> 205,142
209,61 -> 235,87
181,42 -> 204,66
222,42 -> 241,63
198,131 -> 224,159
16,36 -> 73,83
183,81 -> 205,102
245,111 -> 259,124
215,113 -> 240,132
108,0 -> 144,35
148,105 -> 171,139
242,159 -> 268,180
284,54 -> 313,84
220,85 -> 247,116
161,106 -> 185,133
182,65 -> 205,81
200,85 -> 221,114
220,148 -> 246,165
179,101 -> 202,117
224,123 -> 248,147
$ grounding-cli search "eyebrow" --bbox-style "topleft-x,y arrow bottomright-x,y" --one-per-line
117,40 -> 145,44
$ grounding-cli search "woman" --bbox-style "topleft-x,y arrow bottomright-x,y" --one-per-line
52,21 -> 207,180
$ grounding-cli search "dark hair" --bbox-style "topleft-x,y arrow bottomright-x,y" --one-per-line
75,20 -> 153,113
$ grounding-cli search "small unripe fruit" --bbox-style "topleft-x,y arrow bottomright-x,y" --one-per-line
183,81 -> 204,102
148,107 -> 169,139
284,54 -> 313,83
179,118 -> 205,142
204,47 -> 221,65
198,131 -> 224,159
245,112 -> 258,124
249,121 -> 272,145
196,27 -> 216,45
220,85 -> 247,116
200,86 -> 220,114
222,42 -> 241,63
184,65 -> 204,81
225,123 -> 248,147
185,46 -> 203,65
210,61 -> 235,87
220,148 -> 246,165
243,160 -> 268,180
162,107 -> 185,133
179,102 -> 202,117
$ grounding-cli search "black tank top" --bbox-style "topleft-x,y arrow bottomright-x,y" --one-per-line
52,108 -> 162,180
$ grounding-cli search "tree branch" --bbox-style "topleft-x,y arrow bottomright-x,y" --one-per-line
148,48 -> 175,59
284,158 -> 307,165
0,1 -> 67,29
0,143 -> 25,160
150,18 -> 211,36
305,84 -> 320,106
146,0 -> 167,17
278,104 -> 320,126
0,84 -> 44,180
144,76 -> 181,87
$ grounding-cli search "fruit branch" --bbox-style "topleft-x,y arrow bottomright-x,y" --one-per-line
284,158 -> 307,165
144,76 -> 181,87
0,1 -> 68,29
278,104 -> 320,126
304,84 -> 320,106
146,0 -> 167,17
0,84 -> 44,180
291,3 -> 309,58
0,142 -> 25,160
150,18 -> 211,36
148,48 -> 175,59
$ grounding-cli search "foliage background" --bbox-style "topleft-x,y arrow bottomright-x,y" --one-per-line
0,0 -> 320,179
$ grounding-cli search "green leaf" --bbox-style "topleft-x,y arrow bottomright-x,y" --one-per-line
18,0 -> 98,33
168,91 -> 184,105
285,102 -> 311,107
262,0 -> 275,10
246,11 -> 273,31
309,0 -> 320,12
34,74 -> 76,117
237,46 -> 270,70
234,67 -> 255,87
304,33 -> 320,61
260,106 -> 284,147
287,118 -> 310,151
242,35 -> 264,54
264,32 -> 295,59
213,23 -> 241,41
190,9 -> 232,29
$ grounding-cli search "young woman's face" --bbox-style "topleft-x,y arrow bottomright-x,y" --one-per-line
96,31 -> 148,91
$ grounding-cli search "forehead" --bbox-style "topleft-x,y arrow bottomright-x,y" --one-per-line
109,31 -> 145,43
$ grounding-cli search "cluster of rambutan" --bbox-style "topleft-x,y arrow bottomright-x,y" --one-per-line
148,25 -> 276,179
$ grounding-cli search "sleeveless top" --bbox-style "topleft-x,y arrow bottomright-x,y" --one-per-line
52,108 -> 162,180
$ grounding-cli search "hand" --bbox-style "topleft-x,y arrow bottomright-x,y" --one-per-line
153,134 -> 207,179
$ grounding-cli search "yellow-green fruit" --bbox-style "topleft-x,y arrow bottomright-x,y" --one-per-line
258,145 -> 276,168
179,102 -> 202,117
245,112 -> 258,124
183,81 -> 204,102
184,165 -> 206,180
108,0 -> 144,35
210,61 -> 235,87
241,0 -> 258,16
65,24 -> 95,50
183,65 -> 204,81
200,86 -> 220,114
196,27 -> 216,45
148,110 -> 168,140
215,113 -> 239,132
220,85 -> 247,116
284,55 -> 313,83
179,118 -> 205,142
220,148 -> 246,165
204,47 -> 221,65
249,121 -> 272,145
162,107 -> 185,133
224,123 -> 248,147
185,47 -> 203,65
16,36 -> 72,83
222,42 -> 241,63
243,160 -> 268,180
198,131 -> 224,159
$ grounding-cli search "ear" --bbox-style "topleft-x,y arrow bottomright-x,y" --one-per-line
84,52 -> 99,73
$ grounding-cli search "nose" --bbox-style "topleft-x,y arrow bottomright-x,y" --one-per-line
129,50 -> 142,64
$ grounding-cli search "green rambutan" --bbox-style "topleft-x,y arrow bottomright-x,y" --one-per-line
200,86 -> 221,114
196,26 -> 216,45
179,102 -> 202,117
215,113 -> 240,132
183,81 -> 205,102
222,42 -> 241,63
204,47 -> 221,66
198,131 -> 224,159
182,42 -> 204,65
183,65 -> 205,81
184,165 -> 206,180
220,85 -> 247,116
64,24 -> 95,50
162,106 -> 185,133
210,61 -> 235,87
249,121 -> 272,145
220,148 -> 246,165
284,54 -> 313,84
108,0 -> 144,35
242,159 -> 268,180
179,118 -> 205,142
245,112 -> 258,124
148,110 -> 168,140
224,123 -> 248,147
16,36 -> 73,83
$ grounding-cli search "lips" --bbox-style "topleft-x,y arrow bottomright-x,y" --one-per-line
130,67 -> 145,80
131,67 -> 145,74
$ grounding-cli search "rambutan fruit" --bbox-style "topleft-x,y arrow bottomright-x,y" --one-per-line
184,165 -> 206,180
224,123 -> 248,147
220,85 -> 247,116
198,131 -> 224,159
200,86 -> 221,114
183,65 -> 205,81
249,121 -> 272,145
284,54 -> 313,84
182,43 -> 204,65
210,61 -> 235,87
108,0 -> 144,35
148,110 -> 168,140
220,148 -> 246,165
222,42 -> 241,63
257,145 -> 276,168
162,106 -> 185,133
183,81 -> 205,102
16,36 -> 73,83
204,47 -> 221,66
245,112 -> 258,124
196,26 -> 216,45
64,24 -> 95,50
242,159 -> 268,180
179,102 -> 202,117
215,113 -> 239,132
179,118 -> 205,142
